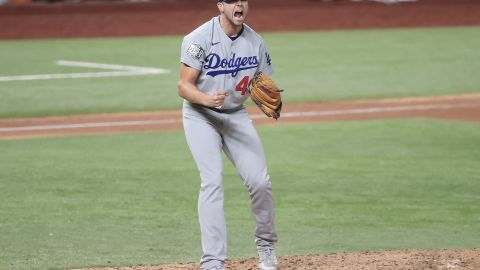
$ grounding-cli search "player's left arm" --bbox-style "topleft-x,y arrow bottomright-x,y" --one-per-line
248,39 -> 283,119
257,40 -> 274,76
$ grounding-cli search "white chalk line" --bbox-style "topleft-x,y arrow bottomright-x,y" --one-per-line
0,60 -> 170,82
252,103 -> 478,119
1,102 -> 478,133
56,60 -> 166,73
0,119 -> 181,132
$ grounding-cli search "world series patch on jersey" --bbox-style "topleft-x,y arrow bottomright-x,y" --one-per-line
187,43 -> 205,60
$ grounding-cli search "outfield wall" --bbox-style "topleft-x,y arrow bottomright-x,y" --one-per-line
0,0 -> 479,39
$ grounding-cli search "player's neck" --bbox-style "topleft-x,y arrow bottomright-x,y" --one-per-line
219,15 -> 243,38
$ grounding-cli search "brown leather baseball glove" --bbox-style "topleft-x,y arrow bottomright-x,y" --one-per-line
248,72 -> 283,120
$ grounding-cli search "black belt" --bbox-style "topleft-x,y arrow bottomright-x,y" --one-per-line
199,104 -> 244,114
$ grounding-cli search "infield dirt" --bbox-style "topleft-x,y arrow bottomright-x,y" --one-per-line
1,93 -> 480,140
77,249 -> 480,270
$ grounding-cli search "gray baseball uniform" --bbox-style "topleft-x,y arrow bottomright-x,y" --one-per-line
180,16 -> 278,269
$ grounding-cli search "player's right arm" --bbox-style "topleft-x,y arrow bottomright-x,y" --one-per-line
177,64 -> 227,108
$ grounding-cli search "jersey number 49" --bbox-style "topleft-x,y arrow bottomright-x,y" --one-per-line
235,76 -> 249,95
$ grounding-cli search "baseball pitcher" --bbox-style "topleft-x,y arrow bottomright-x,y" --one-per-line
178,1 -> 279,269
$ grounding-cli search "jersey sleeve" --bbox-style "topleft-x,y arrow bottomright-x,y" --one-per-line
258,40 -> 274,76
180,33 -> 207,71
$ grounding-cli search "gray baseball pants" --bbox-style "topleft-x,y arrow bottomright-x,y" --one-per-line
182,102 -> 277,270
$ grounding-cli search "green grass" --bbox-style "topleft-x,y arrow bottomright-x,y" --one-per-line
1,119 -> 479,270
1,26 -> 480,118
268,27 -> 480,102
0,36 -> 183,118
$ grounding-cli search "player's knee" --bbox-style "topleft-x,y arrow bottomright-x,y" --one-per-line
248,173 -> 272,195
199,173 -> 223,194
199,181 -> 224,203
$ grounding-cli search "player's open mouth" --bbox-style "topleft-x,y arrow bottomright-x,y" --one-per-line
234,11 -> 244,18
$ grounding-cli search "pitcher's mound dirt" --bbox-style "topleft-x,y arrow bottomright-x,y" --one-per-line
78,249 -> 480,270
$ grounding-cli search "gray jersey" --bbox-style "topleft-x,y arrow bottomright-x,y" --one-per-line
180,16 -> 274,110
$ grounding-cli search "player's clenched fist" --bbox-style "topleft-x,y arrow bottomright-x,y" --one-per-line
206,91 -> 228,108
